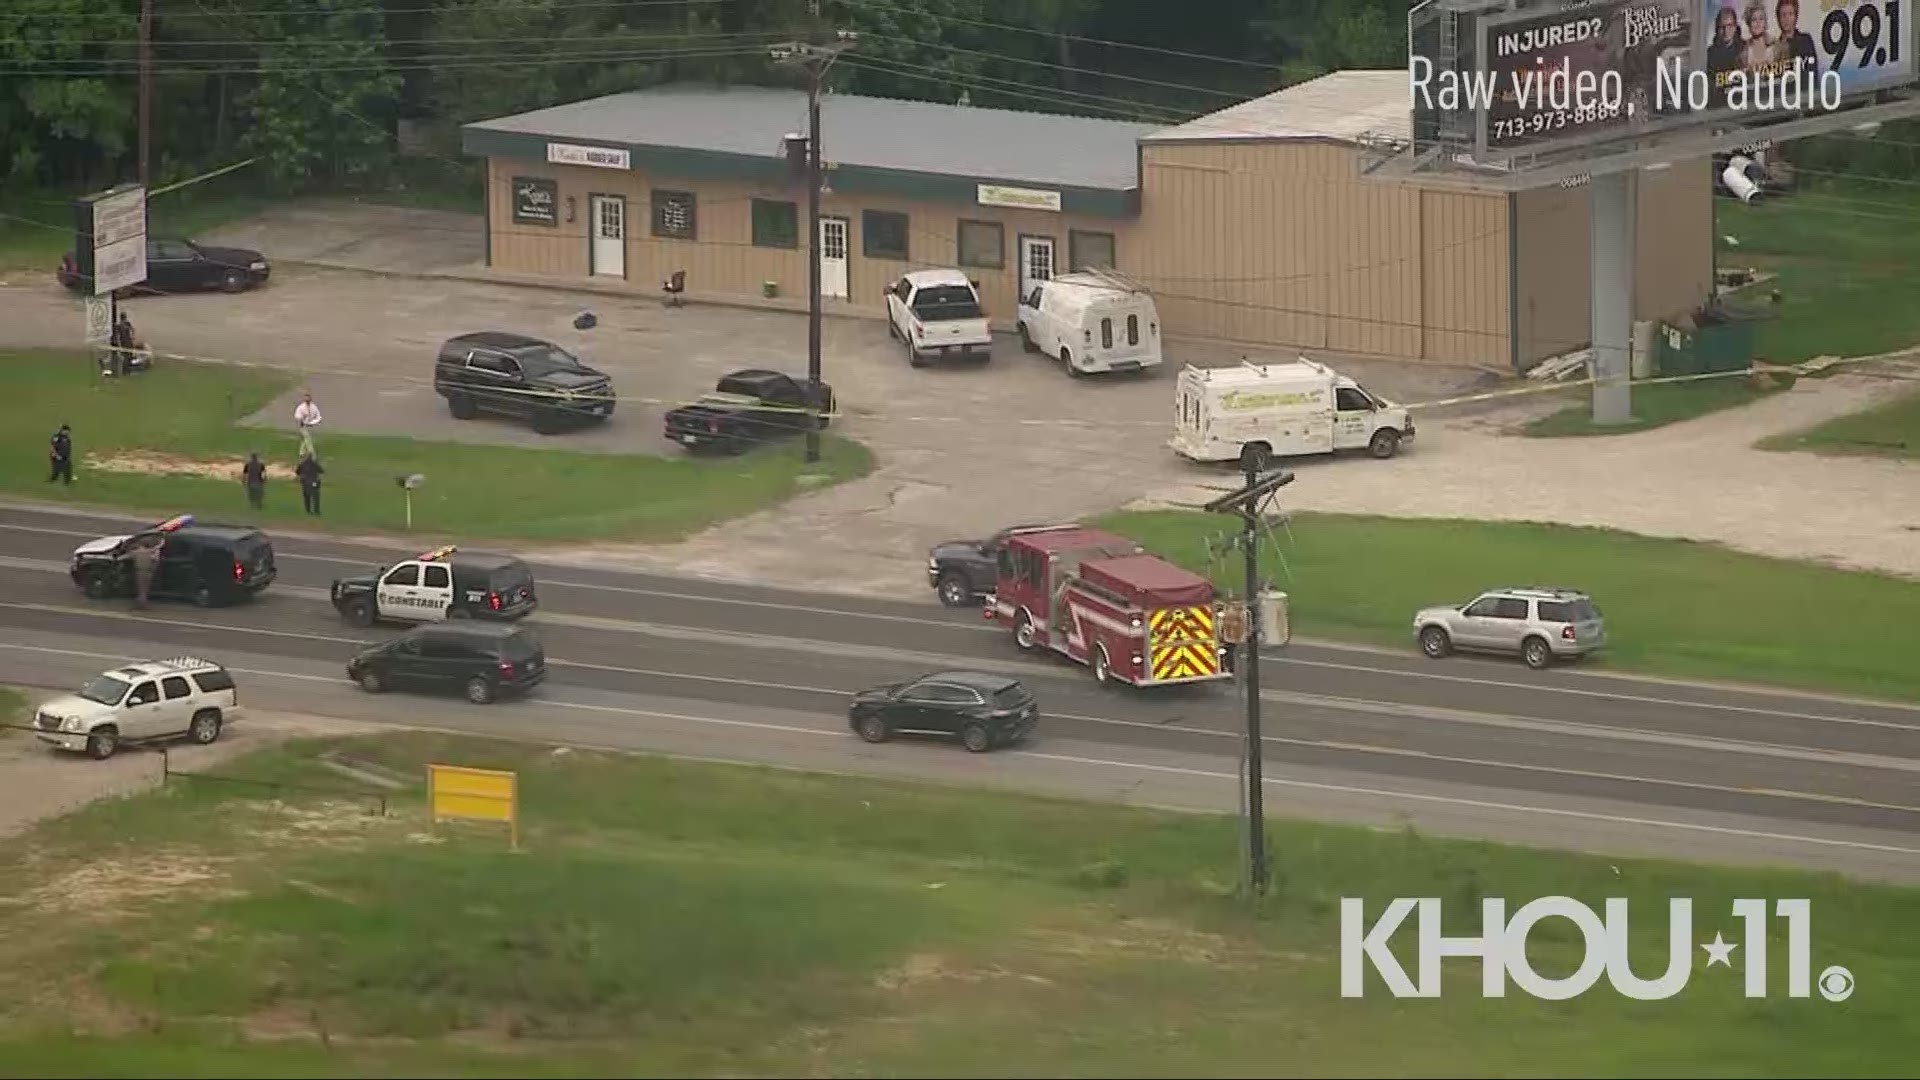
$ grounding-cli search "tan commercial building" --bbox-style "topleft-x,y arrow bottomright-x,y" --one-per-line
463,71 -> 1712,370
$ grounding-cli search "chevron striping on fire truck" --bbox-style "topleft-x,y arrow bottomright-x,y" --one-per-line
1148,606 -> 1220,681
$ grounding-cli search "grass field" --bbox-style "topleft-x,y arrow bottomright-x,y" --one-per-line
2,351 -> 871,542
1100,510 -> 1920,703
1757,384 -> 1920,459
1717,182 -> 1920,362
0,731 -> 1910,1077
1521,373 -> 1790,437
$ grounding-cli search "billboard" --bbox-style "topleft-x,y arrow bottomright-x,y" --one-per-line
1477,0 -> 1699,156
1701,0 -> 1913,107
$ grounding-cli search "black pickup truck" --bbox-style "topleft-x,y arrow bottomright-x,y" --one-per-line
663,369 -> 835,454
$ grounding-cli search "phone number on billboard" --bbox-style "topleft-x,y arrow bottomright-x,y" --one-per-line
1488,101 -> 1627,143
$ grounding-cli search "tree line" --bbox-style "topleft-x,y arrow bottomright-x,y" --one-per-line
1,0 -> 1405,193
5,0 -> 1907,197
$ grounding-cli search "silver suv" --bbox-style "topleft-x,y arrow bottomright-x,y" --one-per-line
1413,588 -> 1605,669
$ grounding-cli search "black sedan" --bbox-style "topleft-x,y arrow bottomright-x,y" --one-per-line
59,236 -> 270,295
848,670 -> 1036,752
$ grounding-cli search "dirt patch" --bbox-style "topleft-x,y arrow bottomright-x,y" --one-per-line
83,450 -> 297,481
1025,918 -> 1307,970
24,851 -> 237,913
873,952 -> 1051,991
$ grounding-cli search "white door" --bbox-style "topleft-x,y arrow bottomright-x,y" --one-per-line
819,217 -> 849,299
590,195 -> 625,278
378,562 -> 430,621
158,675 -> 196,736
1018,236 -> 1055,304
121,679 -> 169,738
420,563 -> 455,620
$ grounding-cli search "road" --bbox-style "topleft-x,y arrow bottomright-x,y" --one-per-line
1,503 -> 1918,882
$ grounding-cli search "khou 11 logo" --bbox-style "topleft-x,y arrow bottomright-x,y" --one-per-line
1340,897 -> 1856,1002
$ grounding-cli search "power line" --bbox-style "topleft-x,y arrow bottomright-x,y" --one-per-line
835,0 -> 1288,72
12,0 -> 726,19
0,46 -> 780,78
856,30 -> 1253,102
38,30 -> 787,49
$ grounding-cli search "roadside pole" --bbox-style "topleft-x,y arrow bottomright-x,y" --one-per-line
1205,462 -> 1295,897
772,30 -> 857,465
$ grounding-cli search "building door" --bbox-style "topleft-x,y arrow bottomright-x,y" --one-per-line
819,216 -> 849,299
589,194 -> 625,278
1018,235 -> 1055,304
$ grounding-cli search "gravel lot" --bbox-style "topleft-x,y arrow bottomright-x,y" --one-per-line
3,199 -> 1915,587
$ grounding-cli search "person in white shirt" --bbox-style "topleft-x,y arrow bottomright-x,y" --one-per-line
293,391 -> 321,456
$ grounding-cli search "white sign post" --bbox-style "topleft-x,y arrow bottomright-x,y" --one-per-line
89,185 -> 148,295
84,294 -> 114,345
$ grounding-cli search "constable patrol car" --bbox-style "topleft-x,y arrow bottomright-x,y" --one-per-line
329,545 -> 537,627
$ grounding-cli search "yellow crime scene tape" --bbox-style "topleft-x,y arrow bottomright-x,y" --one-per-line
108,343 -> 1897,428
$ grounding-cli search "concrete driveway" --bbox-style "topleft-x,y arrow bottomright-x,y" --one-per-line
0,200 -> 1489,593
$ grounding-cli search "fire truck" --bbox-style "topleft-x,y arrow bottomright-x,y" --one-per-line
985,525 -> 1229,687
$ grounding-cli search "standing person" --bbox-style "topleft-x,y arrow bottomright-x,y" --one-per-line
47,424 -> 73,485
107,312 -> 132,377
293,391 -> 322,458
128,536 -> 160,610
241,452 -> 266,510
295,452 -> 324,516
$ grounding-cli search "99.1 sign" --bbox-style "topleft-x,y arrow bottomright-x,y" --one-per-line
1704,0 -> 1915,98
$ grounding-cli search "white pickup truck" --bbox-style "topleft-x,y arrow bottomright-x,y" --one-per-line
884,269 -> 993,368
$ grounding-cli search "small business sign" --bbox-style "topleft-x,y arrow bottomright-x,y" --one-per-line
977,183 -> 1062,212
547,142 -> 630,170
511,176 -> 559,226
73,184 -> 148,296
84,294 -> 114,344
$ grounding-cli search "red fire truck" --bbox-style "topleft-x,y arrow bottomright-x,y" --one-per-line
985,525 -> 1229,687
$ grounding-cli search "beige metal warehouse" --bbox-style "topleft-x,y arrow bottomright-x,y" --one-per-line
463,72 -> 1714,370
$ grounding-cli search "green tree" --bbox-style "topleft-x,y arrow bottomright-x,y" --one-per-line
241,0 -> 399,189
0,0 -> 138,186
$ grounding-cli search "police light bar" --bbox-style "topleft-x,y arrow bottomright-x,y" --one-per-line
417,545 -> 457,562
154,514 -> 194,532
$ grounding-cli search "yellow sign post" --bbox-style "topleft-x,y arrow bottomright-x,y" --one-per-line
426,764 -> 519,850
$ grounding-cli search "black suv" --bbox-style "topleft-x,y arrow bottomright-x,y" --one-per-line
926,524 -> 1050,608
434,331 -> 616,434
849,670 -> 1037,752
663,369 -> 834,454
70,515 -> 276,607
330,545 -> 537,626
347,622 -> 547,704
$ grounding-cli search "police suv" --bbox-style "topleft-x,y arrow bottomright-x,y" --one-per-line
70,513 -> 276,607
329,545 -> 538,627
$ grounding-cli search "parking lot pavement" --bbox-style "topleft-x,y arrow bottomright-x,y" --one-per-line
0,200 -> 1488,594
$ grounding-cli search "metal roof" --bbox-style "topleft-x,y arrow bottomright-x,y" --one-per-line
467,84 -> 1158,192
1143,70 -> 1409,145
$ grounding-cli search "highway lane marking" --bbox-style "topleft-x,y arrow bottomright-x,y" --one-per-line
5,593 -> 1918,774
8,521 -> 1918,727
4,632 -> 1916,822
8,636 -> 1913,864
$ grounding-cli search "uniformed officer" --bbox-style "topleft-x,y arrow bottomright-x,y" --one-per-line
128,535 -> 161,609
47,424 -> 73,485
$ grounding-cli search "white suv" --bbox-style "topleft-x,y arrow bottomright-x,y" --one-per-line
33,657 -> 239,760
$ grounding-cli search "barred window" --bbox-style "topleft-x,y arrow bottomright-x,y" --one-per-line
652,190 -> 696,239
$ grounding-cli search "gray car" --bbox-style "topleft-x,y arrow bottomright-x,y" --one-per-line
1413,587 -> 1605,669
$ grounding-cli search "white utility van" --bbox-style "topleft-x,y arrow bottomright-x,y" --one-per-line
1016,269 -> 1162,377
885,269 -> 994,367
1170,359 -> 1414,467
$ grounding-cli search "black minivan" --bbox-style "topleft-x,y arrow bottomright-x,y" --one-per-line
347,622 -> 547,705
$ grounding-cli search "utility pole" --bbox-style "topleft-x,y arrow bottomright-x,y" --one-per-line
772,30 -> 857,465
1204,460 -> 1295,896
139,0 -> 154,187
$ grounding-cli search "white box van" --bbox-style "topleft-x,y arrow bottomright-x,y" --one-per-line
1016,270 -> 1162,377
1170,359 -> 1415,467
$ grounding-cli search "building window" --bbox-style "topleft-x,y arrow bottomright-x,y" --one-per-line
1069,229 -> 1116,270
862,209 -> 909,260
652,190 -> 696,239
957,219 -> 1004,269
752,198 -> 798,248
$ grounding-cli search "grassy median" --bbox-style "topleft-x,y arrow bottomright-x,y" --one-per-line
1101,510 -> 1920,703
0,731 -> 1910,1076
1758,385 -> 1920,459
1521,373 -> 1791,437
0,350 -> 870,542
